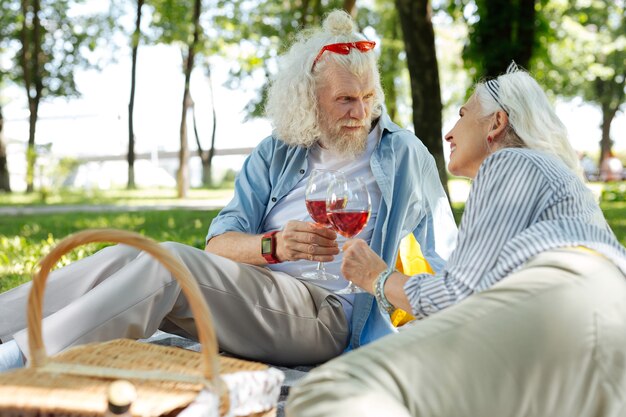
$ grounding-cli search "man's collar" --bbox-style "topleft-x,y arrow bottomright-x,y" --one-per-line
376,106 -> 402,134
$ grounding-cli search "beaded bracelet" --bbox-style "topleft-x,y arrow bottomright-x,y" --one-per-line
373,268 -> 396,315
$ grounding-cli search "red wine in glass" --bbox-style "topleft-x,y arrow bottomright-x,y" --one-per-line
327,176 -> 371,294
327,210 -> 370,238
305,200 -> 332,226
307,198 -> 348,227
302,169 -> 345,280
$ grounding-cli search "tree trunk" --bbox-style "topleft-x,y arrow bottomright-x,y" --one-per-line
207,64 -> 217,186
343,0 -> 357,16
599,100 -> 617,165
20,0 -> 43,193
595,72 -> 624,166
0,103 -> 11,192
127,0 -> 144,190
395,0 -> 449,196
26,98 -> 39,193
178,68 -> 191,198
193,63 -> 218,188
177,0 -> 202,198
190,97 -> 209,187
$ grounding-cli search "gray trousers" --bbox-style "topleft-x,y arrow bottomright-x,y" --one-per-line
0,242 -> 349,366
286,249 -> 626,417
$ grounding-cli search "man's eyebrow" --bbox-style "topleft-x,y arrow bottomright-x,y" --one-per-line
334,89 -> 373,97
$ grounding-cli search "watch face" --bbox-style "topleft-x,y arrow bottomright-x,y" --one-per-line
261,237 -> 272,254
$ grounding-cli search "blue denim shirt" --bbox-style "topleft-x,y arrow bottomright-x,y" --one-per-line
206,110 -> 457,350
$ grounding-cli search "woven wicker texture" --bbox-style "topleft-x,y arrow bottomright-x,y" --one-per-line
0,229 -> 281,417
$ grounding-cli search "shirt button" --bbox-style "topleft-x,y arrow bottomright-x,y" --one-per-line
271,197 -> 277,202
299,169 -> 305,174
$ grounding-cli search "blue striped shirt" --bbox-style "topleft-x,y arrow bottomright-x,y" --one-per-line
404,148 -> 626,318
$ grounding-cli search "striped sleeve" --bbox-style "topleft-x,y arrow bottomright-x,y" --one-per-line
404,149 -> 550,318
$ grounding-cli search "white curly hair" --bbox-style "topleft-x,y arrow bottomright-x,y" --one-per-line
265,10 -> 384,147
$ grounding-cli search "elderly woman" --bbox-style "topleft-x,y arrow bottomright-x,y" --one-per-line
286,65 -> 626,416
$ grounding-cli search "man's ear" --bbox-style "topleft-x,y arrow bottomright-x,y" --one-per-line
488,110 -> 509,140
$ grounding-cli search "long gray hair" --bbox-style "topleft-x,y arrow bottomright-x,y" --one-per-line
474,64 -> 583,179
264,10 -> 384,147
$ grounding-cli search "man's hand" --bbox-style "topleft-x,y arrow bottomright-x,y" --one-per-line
276,221 -> 339,262
341,239 -> 387,293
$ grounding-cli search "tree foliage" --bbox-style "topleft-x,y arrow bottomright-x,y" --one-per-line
444,0 -> 624,161
445,0 -> 546,78
206,0 -> 346,118
536,0 -> 625,161
1,0 -> 114,192
144,0 -> 354,192
202,0 -> 453,192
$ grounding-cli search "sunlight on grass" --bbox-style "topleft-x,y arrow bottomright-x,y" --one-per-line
0,184 -> 624,293
75,213 -> 147,230
600,201 -> 626,247
0,234 -> 108,292
0,209 -> 220,291
0,187 -> 235,207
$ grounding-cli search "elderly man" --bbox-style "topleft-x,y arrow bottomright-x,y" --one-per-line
0,10 -> 456,371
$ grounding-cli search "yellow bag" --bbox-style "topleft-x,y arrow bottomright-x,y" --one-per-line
390,234 -> 434,327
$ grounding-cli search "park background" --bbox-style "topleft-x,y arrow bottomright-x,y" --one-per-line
0,0 -> 624,290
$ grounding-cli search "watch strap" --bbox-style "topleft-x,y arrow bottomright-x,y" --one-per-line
261,231 -> 281,264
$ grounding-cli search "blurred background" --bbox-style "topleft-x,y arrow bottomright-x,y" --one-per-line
0,0 -> 624,197
0,0 -> 624,290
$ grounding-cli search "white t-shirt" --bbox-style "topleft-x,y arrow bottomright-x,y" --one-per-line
263,123 -> 383,321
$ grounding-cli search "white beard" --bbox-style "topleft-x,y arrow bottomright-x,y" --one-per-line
318,119 -> 371,158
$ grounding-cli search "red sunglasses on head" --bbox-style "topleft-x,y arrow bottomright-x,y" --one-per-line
311,40 -> 376,71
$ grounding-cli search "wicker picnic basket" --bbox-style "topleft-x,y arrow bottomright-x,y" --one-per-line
0,229 -> 283,417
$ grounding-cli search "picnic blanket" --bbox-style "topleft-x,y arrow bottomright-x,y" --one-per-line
144,331 -> 311,417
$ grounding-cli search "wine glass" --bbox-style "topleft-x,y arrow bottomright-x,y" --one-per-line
326,176 -> 371,294
302,169 -> 345,280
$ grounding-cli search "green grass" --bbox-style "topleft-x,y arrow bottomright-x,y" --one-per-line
451,203 -> 464,225
0,188 -> 234,207
0,209 -> 220,292
600,200 -> 626,246
1,187 -> 624,294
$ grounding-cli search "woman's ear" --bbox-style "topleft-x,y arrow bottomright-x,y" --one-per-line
488,110 -> 509,141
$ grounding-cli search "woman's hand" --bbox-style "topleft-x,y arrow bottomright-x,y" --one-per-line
341,239 -> 388,293
276,220 -> 339,262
